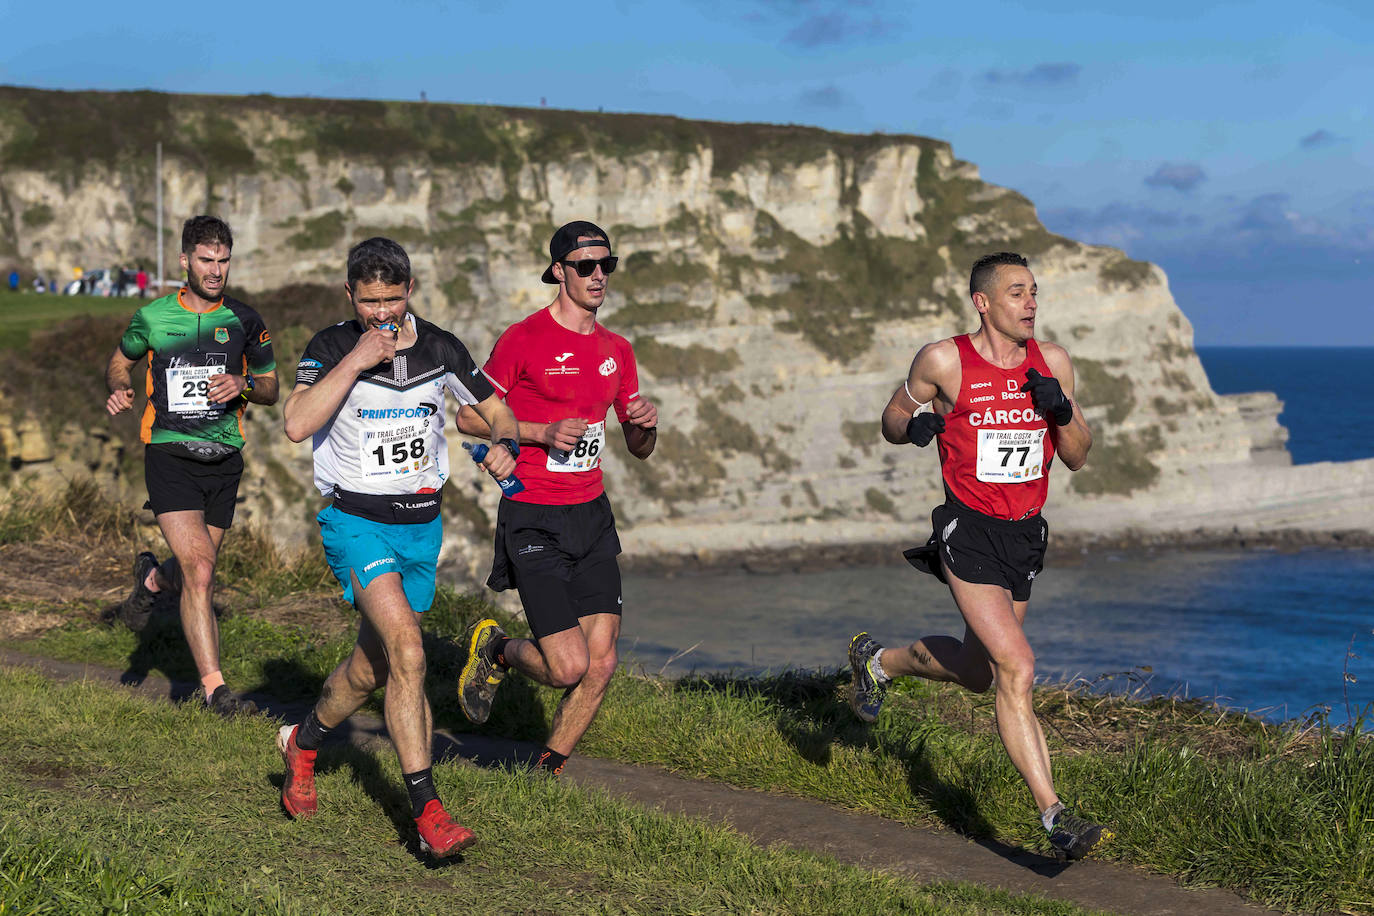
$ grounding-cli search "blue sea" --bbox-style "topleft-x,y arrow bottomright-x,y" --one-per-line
619,347 -> 1374,727
1197,346 -> 1374,465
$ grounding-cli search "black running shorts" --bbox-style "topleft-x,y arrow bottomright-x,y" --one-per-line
487,493 -> 623,641
143,444 -> 243,529
904,499 -> 1048,602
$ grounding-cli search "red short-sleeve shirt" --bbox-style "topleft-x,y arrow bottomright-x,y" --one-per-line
482,307 -> 639,505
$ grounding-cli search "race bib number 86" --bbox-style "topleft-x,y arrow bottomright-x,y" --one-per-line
547,420 -> 606,473
975,428 -> 1045,483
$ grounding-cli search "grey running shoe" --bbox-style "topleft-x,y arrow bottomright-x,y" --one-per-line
848,632 -> 887,723
207,685 -> 258,718
117,552 -> 161,632
458,618 -> 507,724
1048,809 -> 1114,861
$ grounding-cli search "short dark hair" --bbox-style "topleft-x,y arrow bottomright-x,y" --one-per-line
181,215 -> 233,256
969,251 -> 1028,298
347,237 -> 411,290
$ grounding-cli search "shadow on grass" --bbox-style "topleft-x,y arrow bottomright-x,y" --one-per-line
672,669 -> 1008,851
107,593 -> 204,700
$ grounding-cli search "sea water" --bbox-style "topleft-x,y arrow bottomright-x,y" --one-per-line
619,348 -> 1374,726
1197,346 -> 1374,464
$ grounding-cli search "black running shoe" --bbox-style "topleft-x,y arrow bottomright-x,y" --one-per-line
458,618 -> 507,724
1048,809 -> 1114,861
207,685 -> 259,718
848,632 -> 887,723
117,552 -> 160,633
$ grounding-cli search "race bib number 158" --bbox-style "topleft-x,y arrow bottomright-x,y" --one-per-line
358,423 -> 431,478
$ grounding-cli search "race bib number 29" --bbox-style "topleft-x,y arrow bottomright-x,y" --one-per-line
975,428 -> 1046,483
547,420 -> 606,473
166,363 -> 226,413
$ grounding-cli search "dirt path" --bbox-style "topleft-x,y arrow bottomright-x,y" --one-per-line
1,646 -> 1291,916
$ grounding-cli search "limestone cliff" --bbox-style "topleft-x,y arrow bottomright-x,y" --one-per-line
1,87 -> 1368,583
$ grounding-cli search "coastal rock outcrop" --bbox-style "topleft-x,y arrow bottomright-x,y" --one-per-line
0,87 -> 1367,582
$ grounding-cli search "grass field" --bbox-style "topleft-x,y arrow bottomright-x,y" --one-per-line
0,289 -> 149,350
2,486 -> 1372,914
0,668 -> 1117,916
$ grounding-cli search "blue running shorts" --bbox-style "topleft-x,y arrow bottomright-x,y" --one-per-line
317,504 -> 442,612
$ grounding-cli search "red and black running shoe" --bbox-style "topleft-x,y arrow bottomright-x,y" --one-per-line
415,799 -> 476,857
276,724 -> 318,819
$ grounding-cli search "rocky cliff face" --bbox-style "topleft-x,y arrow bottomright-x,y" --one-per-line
2,87 -> 1367,583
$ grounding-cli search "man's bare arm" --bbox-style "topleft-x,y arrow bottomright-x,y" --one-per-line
105,347 -> 139,416
620,396 -> 657,460
1037,345 -> 1092,470
457,405 -> 588,453
882,340 -> 957,444
284,328 -> 396,442
245,371 -> 279,406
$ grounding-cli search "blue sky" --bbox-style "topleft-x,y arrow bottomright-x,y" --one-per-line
3,0 -> 1371,345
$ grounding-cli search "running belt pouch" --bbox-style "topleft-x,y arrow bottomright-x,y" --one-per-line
153,440 -> 239,463
332,488 -> 442,524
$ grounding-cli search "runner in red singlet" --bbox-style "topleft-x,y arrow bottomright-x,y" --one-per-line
847,252 -> 1113,860
455,221 -> 658,776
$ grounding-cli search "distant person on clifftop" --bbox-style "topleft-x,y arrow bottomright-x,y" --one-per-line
276,237 -> 519,858
455,220 -> 659,777
104,215 -> 279,716
846,251 -> 1112,861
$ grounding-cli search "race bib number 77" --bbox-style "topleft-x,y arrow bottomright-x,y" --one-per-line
975,428 -> 1045,483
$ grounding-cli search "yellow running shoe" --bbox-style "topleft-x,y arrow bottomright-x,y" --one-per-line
458,618 -> 507,724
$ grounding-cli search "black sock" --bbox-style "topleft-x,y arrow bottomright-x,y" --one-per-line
535,747 -> 568,775
490,635 -> 511,667
295,710 -> 332,751
403,767 -> 440,819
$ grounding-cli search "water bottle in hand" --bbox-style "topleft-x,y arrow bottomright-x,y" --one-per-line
463,442 -> 525,497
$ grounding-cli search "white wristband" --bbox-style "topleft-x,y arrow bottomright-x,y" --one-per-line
904,379 -> 929,413
905,379 -> 930,417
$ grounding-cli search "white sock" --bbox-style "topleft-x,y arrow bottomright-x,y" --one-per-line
1041,801 -> 1065,832
871,649 -> 891,684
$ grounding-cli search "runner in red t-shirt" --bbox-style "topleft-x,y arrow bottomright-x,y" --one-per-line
847,252 -> 1111,861
455,221 -> 658,776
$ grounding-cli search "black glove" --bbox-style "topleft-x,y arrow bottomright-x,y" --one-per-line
1021,368 -> 1073,426
906,412 -> 945,447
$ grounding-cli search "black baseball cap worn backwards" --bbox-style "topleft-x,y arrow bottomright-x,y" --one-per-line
541,220 -> 613,284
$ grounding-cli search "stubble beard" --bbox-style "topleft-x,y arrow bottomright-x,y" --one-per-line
186,272 -> 223,303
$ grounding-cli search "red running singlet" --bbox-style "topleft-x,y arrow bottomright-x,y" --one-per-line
935,335 -> 1057,520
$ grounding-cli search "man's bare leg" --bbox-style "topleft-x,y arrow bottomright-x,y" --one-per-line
502,612 -> 621,756
345,571 -> 432,774
915,570 -> 1056,812
155,510 -> 226,685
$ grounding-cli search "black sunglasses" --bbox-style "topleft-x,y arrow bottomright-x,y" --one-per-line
561,256 -> 618,278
